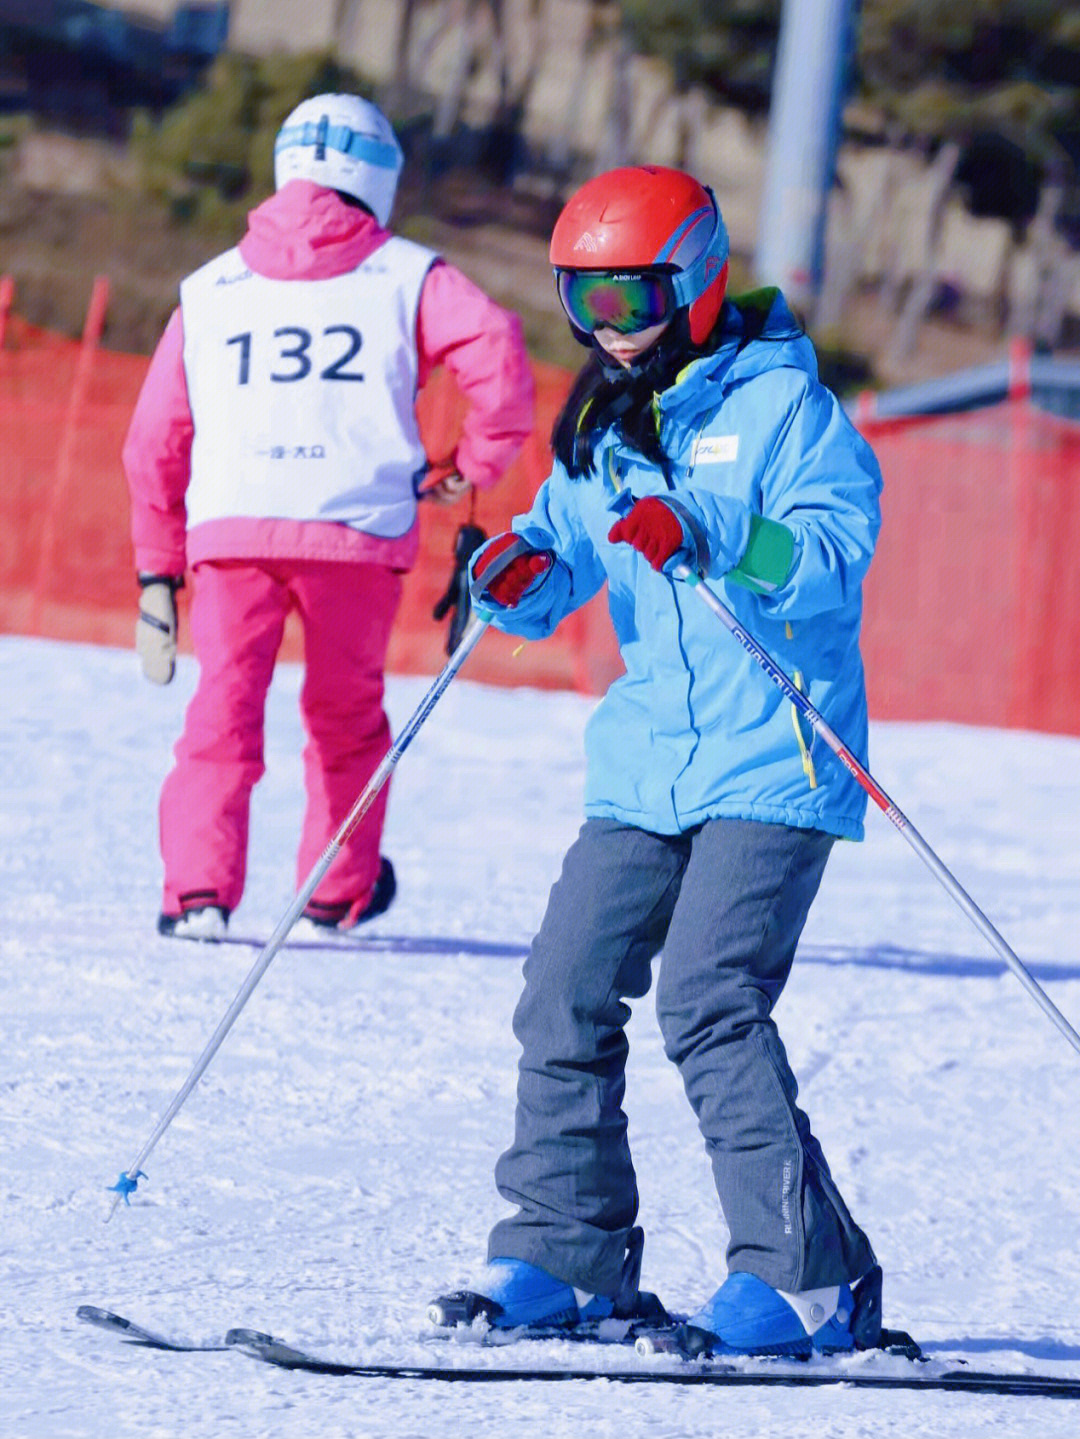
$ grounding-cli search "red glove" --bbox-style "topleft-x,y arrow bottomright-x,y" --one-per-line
475,532 -> 552,608
608,497 -> 686,571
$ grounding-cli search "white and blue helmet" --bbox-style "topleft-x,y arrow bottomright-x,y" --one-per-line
273,94 -> 404,226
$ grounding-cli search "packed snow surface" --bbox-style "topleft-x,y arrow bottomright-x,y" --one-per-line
3,634 -> 1080,1437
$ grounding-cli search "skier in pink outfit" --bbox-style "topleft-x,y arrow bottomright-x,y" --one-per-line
123,94 -> 535,941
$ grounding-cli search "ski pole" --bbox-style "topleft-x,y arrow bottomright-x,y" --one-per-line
106,611 -> 490,1220
674,564 -> 1080,1062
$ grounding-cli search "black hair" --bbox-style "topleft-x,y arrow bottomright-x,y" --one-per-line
550,289 -> 802,480
550,312 -> 691,480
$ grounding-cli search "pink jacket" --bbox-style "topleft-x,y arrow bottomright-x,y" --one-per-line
124,179 -> 536,575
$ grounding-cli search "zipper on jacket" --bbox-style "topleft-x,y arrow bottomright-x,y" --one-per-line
670,581 -> 703,829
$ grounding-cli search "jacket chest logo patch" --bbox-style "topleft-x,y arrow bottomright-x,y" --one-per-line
693,434 -> 739,463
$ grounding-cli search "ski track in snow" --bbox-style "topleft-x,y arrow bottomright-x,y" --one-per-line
3,634 -> 1080,1438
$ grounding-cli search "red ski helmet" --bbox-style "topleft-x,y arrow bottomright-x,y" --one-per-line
550,166 -> 730,345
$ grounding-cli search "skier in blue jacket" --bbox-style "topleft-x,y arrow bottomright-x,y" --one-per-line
429,166 -> 884,1356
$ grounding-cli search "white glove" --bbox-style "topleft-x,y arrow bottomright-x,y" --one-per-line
421,462 -> 471,507
427,470 -> 470,505
136,576 -> 180,685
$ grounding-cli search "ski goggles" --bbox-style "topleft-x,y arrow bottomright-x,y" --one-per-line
555,269 -> 678,335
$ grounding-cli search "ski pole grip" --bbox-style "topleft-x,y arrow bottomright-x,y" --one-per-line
470,534 -> 550,605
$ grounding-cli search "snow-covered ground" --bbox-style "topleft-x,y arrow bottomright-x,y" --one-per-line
3,633 -> 1080,1438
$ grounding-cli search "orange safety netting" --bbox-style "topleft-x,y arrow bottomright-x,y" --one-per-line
4,305 -> 1080,733
0,306 -> 609,691
859,400 -> 1080,735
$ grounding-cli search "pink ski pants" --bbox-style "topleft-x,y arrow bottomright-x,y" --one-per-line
159,557 -> 402,917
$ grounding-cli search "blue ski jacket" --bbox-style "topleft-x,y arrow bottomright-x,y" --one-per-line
475,293 -> 883,840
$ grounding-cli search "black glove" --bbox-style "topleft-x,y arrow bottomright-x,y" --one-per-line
432,522 -> 488,655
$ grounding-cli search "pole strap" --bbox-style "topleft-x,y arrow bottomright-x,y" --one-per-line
470,534 -> 548,604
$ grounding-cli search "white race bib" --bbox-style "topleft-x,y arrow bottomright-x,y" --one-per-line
181,237 -> 437,537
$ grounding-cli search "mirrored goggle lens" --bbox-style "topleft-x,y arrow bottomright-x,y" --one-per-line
556,271 -> 674,335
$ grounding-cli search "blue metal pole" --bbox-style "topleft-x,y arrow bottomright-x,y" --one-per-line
755,0 -> 860,310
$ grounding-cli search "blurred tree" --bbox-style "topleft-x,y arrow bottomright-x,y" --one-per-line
618,0 -> 781,111
610,0 -> 1080,135
116,4 -> 1080,256
609,0 -> 1080,226
857,2 -> 1080,147
128,50 -> 374,230
855,1 -> 1080,236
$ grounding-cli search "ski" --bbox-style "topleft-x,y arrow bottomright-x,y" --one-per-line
222,932 -> 528,959
79,1309 -> 1080,1397
76,1305 -> 230,1352
223,1328 -> 1080,1397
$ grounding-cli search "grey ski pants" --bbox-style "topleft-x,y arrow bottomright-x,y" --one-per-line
488,816 -> 875,1297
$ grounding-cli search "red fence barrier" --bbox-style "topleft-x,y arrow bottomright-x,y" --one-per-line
4,290 -> 1080,733
0,295 -> 597,691
859,400 -> 1080,734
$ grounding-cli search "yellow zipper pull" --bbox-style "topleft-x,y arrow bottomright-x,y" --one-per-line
790,668 -> 818,789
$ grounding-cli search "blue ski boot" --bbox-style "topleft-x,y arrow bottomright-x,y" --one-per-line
427,1226 -> 667,1334
427,1258 -> 596,1330
675,1267 -> 883,1359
